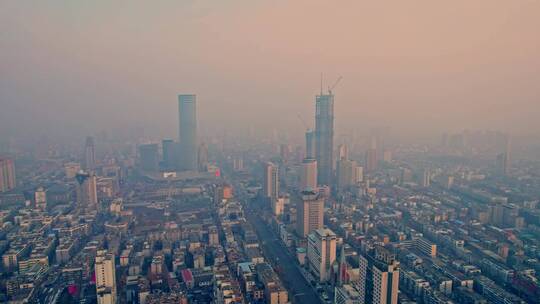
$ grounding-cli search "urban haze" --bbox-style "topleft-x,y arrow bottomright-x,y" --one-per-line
0,1 -> 540,304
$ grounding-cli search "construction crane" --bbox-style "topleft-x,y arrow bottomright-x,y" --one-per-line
328,76 -> 343,94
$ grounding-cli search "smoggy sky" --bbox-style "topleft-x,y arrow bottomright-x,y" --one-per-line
1,0 -> 539,141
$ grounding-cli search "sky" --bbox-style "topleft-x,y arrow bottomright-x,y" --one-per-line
1,0 -> 539,141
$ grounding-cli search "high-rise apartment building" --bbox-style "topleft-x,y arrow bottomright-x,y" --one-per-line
263,162 -> 279,202
300,158 -> 317,191
84,136 -> 96,171
296,190 -> 324,238
0,157 -> 16,192
75,171 -> 98,208
95,250 -> 117,304
366,246 -> 400,304
307,228 -> 337,282
178,94 -> 198,171
138,144 -> 159,172
315,93 -> 334,186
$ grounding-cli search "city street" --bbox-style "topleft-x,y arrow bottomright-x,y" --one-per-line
244,207 -> 323,304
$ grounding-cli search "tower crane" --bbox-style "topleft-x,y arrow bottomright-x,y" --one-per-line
328,76 -> 342,94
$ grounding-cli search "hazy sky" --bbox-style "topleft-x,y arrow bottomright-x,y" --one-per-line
1,0 -> 539,141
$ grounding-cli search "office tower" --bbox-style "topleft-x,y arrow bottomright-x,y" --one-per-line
138,144 -> 159,172
307,228 -> 337,282
35,187 -> 47,210
300,158 -> 318,191
338,144 -> 349,161
75,171 -> 98,208
337,159 -> 357,192
84,136 -> 96,171
305,129 -> 316,159
365,148 -> 377,173
95,250 -> 117,304
162,139 -> 175,170
178,94 -> 198,171
64,162 -> 81,179
366,246 -> 400,304
421,169 -> 431,187
315,93 -> 334,186
296,189 -> 324,237
263,162 -> 279,201
0,157 -> 16,192
198,143 -> 209,171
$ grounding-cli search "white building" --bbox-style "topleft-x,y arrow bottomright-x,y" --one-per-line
307,228 -> 336,282
95,250 -> 117,304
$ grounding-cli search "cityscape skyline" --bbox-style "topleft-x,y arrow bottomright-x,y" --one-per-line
0,2 -> 539,304
1,1 -> 540,141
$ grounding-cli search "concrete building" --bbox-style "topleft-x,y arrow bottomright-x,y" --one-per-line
315,93 -> 334,186
161,139 -> 176,170
178,94 -> 198,171
300,158 -> 317,191
75,171 -> 98,208
0,157 -> 16,192
95,250 -> 117,304
296,190 -> 324,238
337,159 -> 358,192
138,144 -> 159,172
263,162 -> 279,202
307,228 -> 337,282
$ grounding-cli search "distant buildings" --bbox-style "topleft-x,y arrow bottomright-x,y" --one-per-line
34,187 -> 47,210
0,157 -> 16,192
337,159 -> 361,193
262,162 -> 279,202
75,171 -> 97,208
161,139 -> 176,170
138,144 -> 159,172
84,136 -> 96,171
300,158 -> 317,191
307,228 -> 337,282
95,250 -> 117,304
296,189 -> 324,238
198,143 -> 209,171
315,93 -> 334,186
178,94 -> 198,171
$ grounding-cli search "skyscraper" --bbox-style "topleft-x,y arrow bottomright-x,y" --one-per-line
75,171 -> 98,208
315,93 -> 334,186
296,189 -> 324,237
307,228 -> 337,282
95,250 -> 117,304
305,129 -> 316,159
300,158 -> 318,191
178,94 -> 198,171
263,162 -> 279,202
0,157 -> 16,192
84,136 -> 96,171
138,144 -> 159,172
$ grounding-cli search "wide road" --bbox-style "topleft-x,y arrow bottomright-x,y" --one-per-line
245,207 -> 323,304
